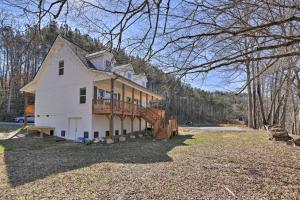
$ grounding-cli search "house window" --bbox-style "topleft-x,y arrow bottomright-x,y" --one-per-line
105,91 -> 111,99
105,131 -> 110,137
61,130 -> 66,137
123,129 -> 127,135
59,60 -> 64,75
50,130 -> 54,136
84,131 -> 89,139
115,130 -> 119,136
80,88 -> 86,104
105,60 -> 112,71
98,89 -> 105,99
126,97 -> 131,102
94,131 -> 99,138
127,72 -> 132,80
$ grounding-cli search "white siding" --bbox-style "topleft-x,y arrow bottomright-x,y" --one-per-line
91,115 -> 145,139
111,63 -> 149,88
124,117 -> 131,134
92,115 -> 109,138
35,40 -> 94,139
89,52 -> 114,71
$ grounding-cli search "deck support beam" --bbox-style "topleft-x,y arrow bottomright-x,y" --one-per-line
122,84 -> 125,114
121,83 -> 125,135
151,96 -> 154,133
24,92 -> 28,127
131,87 -> 134,115
109,78 -> 115,138
145,93 -> 148,133
131,88 -> 134,134
139,91 -> 142,133
131,117 -> 134,134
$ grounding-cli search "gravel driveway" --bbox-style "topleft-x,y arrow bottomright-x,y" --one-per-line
184,126 -> 255,132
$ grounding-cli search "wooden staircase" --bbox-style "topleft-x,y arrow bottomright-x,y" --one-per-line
140,107 -> 178,139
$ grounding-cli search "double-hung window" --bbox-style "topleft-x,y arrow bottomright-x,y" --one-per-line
59,60 -> 64,75
127,72 -> 132,80
105,60 -> 112,71
80,88 -> 86,104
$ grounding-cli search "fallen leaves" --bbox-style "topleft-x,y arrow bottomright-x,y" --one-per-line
0,130 -> 299,199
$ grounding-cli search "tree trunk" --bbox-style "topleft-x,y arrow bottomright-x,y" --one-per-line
256,65 -> 267,125
251,61 -> 257,128
246,60 -> 253,128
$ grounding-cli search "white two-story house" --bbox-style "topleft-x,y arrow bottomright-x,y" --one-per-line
21,35 -> 170,141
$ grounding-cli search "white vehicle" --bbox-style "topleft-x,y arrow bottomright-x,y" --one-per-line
15,116 -> 35,123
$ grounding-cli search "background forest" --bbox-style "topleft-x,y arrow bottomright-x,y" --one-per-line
0,21 -> 245,125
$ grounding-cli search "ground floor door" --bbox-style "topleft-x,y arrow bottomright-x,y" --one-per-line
68,118 -> 81,140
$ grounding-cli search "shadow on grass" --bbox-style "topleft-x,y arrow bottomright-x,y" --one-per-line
0,134 -> 193,187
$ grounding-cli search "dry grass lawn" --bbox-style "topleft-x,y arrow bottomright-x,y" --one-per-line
0,129 -> 299,199
0,125 -> 20,134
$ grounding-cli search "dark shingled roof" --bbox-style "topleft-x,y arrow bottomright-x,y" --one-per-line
60,35 -> 98,70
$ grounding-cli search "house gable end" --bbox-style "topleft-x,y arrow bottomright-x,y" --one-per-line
21,35 -> 95,92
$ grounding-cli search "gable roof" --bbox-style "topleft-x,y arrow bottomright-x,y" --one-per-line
21,35 -> 96,93
60,35 -> 97,69
21,35 -> 162,98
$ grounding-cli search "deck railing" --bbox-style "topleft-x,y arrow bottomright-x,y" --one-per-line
92,99 -> 164,118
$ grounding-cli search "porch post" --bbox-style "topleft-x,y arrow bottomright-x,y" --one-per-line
151,96 -> 154,131
24,92 -> 28,127
93,86 -> 97,114
131,87 -> 134,133
122,83 -> 125,114
145,93 -> 148,132
121,83 -> 125,135
131,88 -> 134,115
139,91 -> 142,133
109,78 -> 115,138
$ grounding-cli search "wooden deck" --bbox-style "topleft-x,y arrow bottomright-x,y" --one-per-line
92,99 -> 165,119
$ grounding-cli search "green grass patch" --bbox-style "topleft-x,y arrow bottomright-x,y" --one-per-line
182,131 -> 267,146
0,125 -> 21,133
0,144 -> 5,153
0,139 -> 14,153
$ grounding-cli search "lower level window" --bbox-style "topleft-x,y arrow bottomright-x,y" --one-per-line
123,129 -> 127,135
115,130 -> 119,136
61,130 -> 66,137
105,131 -> 110,137
94,131 -> 99,138
84,131 -> 89,138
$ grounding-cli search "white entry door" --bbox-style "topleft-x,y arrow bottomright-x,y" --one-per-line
68,118 -> 81,140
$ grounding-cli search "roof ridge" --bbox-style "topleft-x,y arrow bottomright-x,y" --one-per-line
58,34 -> 91,54
115,63 -> 132,67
